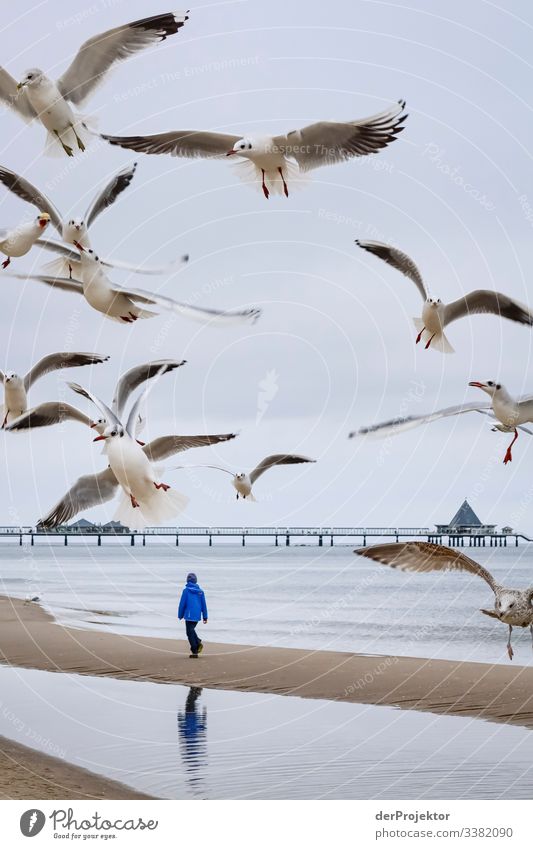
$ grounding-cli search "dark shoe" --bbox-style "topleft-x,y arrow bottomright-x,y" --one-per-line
197,642 -> 204,655
189,653 -> 198,659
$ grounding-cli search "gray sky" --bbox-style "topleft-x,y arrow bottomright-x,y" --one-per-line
1,0 -> 533,531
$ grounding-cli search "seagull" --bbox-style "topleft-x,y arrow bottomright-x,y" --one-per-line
1,351 -> 109,428
6,245 -> 261,326
0,163 -> 187,277
356,240 -> 533,353
0,212 -> 50,268
1,12 -> 188,156
355,541 -> 533,660
101,100 -> 407,199
187,454 -> 316,500
37,379 -> 237,529
5,358 -> 185,439
349,380 -> 533,466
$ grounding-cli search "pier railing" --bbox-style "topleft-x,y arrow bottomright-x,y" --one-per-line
0,526 -> 530,547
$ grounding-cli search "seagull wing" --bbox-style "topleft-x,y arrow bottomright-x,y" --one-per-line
0,369 -> 5,383
111,282 -> 262,326
0,68 -> 36,120
349,402 -> 492,439
37,467 -> 119,529
57,12 -> 188,106
24,351 -> 109,390
112,358 -> 186,418
444,291 -> 533,327
355,541 -> 498,592
84,162 -> 137,228
143,433 -> 237,463
249,454 -> 316,484
68,382 -> 120,427
356,240 -> 427,301
273,100 -> 407,172
102,129 -> 241,159
5,402 -> 94,431
5,271 -> 84,295
36,239 -> 80,261
0,166 -> 62,232
99,252 -> 189,275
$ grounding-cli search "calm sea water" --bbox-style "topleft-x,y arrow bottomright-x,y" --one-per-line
1,540 -> 533,665
1,665 -> 532,800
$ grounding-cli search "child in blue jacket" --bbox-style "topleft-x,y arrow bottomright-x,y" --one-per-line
178,573 -> 208,658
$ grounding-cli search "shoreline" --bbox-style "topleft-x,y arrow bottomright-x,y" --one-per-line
2,595 -> 533,732
0,735 -> 154,800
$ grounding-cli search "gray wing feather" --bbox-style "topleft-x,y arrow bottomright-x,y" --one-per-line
274,101 -> 407,172
37,467 -> 118,528
6,271 -> 84,295
57,13 -> 188,106
349,402 -> 491,439
444,290 -> 533,327
0,68 -> 36,120
5,402 -> 94,431
36,239 -> 80,260
250,454 -> 316,484
23,351 -> 109,390
114,282 -> 261,326
355,541 -> 498,592
102,129 -> 241,159
84,162 -> 137,228
68,382 -> 120,427
0,166 -> 62,231
112,359 -> 186,418
143,433 -> 237,463
356,239 -> 427,301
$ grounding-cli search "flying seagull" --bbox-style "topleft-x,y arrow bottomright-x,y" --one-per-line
6,358 -> 185,438
356,240 -> 533,353
37,378 -> 237,529
6,245 -> 261,326
0,163 -> 187,276
0,212 -> 50,268
349,380 -> 533,465
101,100 -> 407,199
1,351 -> 109,428
185,454 -> 316,500
1,12 -> 188,156
355,541 -> 533,660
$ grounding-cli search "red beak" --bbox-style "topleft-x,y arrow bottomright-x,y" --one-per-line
74,240 -> 86,252
93,434 -> 106,442
468,381 -> 485,389
89,421 -> 97,429
226,149 -> 236,156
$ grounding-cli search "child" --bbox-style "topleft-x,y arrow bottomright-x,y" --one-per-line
178,572 -> 208,658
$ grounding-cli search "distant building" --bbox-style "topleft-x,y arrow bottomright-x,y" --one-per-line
68,518 -> 96,534
435,499 -> 497,535
103,520 -> 130,534
502,526 -> 513,535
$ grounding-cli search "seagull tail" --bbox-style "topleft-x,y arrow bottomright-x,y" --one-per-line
114,488 -> 189,530
412,318 -> 454,354
41,256 -> 81,279
231,158 -> 308,196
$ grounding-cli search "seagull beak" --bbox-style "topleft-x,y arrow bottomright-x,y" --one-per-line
468,381 -> 485,389
73,240 -> 86,252
16,81 -> 26,90
89,421 -> 97,429
226,149 -> 237,156
93,434 -> 107,442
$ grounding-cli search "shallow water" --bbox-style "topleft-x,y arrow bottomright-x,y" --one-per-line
0,665 -> 532,800
1,541 -> 532,664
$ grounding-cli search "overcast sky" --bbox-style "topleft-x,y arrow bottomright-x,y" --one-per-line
1,0 -> 533,531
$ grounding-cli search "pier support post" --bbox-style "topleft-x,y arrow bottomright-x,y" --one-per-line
176,534 -> 179,546
275,535 -> 278,546
142,535 -> 146,547
330,535 -> 334,546
31,534 -> 34,546
209,535 -> 212,547
19,533 -> 22,546
286,535 -> 290,546
131,534 -> 135,546
98,535 -> 101,547
516,535 -> 519,546
64,535 -> 67,546
242,535 -> 245,547
318,535 -> 323,547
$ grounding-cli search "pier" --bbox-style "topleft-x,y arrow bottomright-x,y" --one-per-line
0,526 -> 530,547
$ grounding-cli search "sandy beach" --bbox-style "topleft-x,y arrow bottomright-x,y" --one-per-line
0,735 -> 153,800
2,594 -> 533,734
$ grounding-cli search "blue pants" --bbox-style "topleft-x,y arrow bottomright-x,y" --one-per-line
185,620 -> 201,653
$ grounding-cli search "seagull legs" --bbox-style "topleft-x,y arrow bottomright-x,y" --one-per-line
1,257 -> 11,269
278,167 -> 289,197
507,624 -> 514,660
261,169 -> 270,199
154,482 -> 171,492
120,313 -> 138,323
54,129 -> 73,157
69,123 -> 85,152
424,333 -> 436,350
130,494 -> 140,509
415,326 -> 425,344
1,410 -> 9,429
503,428 -> 518,465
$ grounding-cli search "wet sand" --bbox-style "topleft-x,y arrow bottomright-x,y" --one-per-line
2,594 -> 533,731
0,735 -> 153,799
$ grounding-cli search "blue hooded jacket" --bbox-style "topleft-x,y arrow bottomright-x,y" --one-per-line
178,581 -> 208,622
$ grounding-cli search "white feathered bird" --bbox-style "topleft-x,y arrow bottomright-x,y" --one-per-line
2,13 -> 188,156
184,454 -> 317,500
356,240 -> 533,353
0,212 -> 50,268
